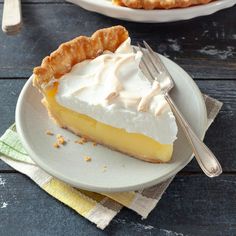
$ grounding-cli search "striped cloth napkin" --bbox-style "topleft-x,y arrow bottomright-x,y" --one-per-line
0,95 -> 222,229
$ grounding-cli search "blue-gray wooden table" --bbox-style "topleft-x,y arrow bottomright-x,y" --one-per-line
0,1 -> 236,235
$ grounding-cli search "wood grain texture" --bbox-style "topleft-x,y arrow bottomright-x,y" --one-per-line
0,2 -> 235,235
0,4 -> 235,78
0,80 -> 26,171
0,173 -> 235,235
0,79 -> 235,172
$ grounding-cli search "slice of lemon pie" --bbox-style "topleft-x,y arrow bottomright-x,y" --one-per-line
33,26 -> 177,163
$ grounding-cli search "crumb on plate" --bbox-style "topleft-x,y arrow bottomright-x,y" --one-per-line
84,156 -> 92,162
75,137 -> 88,145
46,130 -> 54,136
56,134 -> 66,145
53,142 -> 60,148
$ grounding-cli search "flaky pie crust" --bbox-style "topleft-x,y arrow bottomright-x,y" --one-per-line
112,0 -> 214,9
33,26 -> 129,91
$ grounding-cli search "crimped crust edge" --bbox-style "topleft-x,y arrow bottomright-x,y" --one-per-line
33,26 -> 129,91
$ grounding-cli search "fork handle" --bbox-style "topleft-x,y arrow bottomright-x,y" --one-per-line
165,93 -> 222,177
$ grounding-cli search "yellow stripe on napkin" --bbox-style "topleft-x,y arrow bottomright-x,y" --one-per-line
43,178 -> 97,216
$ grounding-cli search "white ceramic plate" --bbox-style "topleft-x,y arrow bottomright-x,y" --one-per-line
16,54 -> 207,192
67,0 -> 236,23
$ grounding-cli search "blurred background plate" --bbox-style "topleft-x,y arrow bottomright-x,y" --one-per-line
67,0 -> 236,23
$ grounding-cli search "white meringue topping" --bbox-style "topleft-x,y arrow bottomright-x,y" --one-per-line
55,38 -> 178,144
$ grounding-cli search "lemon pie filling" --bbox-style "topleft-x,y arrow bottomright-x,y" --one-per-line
44,86 -> 173,162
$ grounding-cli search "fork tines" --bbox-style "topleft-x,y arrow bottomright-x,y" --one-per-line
137,41 -> 173,90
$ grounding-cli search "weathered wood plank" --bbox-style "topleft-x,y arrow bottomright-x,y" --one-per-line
0,80 -> 26,171
0,79 -> 235,172
0,4 -> 235,79
0,173 -> 235,235
0,80 -> 26,136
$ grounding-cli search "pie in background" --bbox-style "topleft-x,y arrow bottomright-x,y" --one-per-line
112,0 -> 214,9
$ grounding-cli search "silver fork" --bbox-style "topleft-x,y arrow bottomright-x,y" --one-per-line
136,41 -> 222,178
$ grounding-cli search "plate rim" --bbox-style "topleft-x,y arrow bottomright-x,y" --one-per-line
15,55 -> 208,192
68,0 -> 236,23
